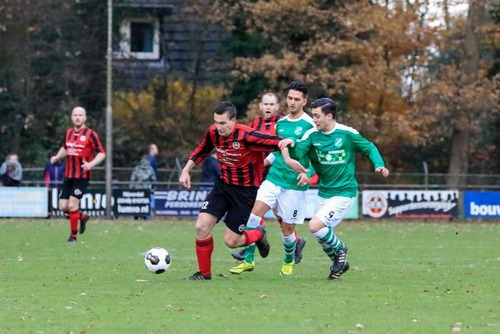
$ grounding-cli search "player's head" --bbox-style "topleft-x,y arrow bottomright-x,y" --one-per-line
214,101 -> 237,137
71,106 -> 87,129
286,80 -> 308,116
259,92 -> 279,121
311,98 -> 337,131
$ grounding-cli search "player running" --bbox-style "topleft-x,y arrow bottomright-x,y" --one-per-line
281,98 -> 389,280
179,101 -> 303,280
230,81 -> 316,276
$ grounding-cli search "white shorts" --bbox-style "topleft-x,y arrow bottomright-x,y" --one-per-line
256,180 -> 306,225
315,196 -> 356,228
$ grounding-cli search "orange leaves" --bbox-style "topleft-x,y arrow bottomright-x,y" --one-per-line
113,79 -> 227,158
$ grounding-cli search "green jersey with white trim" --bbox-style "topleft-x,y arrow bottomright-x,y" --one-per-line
293,123 -> 385,198
265,113 -> 316,190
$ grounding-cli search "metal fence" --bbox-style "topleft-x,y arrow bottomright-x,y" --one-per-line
16,167 -> 500,191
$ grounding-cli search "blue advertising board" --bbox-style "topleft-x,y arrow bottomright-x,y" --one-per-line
463,192 -> 500,219
154,189 -> 211,216
0,187 -> 48,217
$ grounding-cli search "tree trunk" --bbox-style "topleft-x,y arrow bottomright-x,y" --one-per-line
447,0 -> 485,188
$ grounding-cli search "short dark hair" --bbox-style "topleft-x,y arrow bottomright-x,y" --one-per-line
311,98 -> 337,117
288,80 -> 308,97
214,101 -> 237,119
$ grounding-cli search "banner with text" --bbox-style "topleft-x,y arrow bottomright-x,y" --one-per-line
362,190 -> 459,219
154,189 -> 211,216
48,188 -> 113,217
114,189 -> 151,217
463,191 -> 500,219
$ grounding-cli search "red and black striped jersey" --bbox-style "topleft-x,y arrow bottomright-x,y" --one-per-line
61,126 -> 105,179
248,114 -> 282,135
189,123 -> 283,187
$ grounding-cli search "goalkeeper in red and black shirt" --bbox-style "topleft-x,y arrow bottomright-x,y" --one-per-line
179,101 -> 305,280
50,106 -> 106,242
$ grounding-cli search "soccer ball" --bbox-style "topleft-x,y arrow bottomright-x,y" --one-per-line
144,247 -> 171,274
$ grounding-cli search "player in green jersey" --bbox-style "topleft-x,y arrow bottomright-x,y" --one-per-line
282,97 -> 389,280
230,81 -> 316,276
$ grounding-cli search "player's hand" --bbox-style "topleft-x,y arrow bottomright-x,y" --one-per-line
375,167 -> 390,177
179,171 -> 191,189
50,156 -> 58,164
278,139 -> 295,150
284,157 -> 308,174
81,160 -> 92,170
296,173 -> 309,186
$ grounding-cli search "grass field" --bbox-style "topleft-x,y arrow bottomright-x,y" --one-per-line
1,218 -> 499,334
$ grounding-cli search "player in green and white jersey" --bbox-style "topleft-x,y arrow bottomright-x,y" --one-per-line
285,98 -> 389,280
230,81 -> 316,276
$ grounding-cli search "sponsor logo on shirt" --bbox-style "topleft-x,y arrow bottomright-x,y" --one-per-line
335,138 -> 342,148
294,126 -> 303,136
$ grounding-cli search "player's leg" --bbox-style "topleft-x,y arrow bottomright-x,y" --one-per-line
58,179 -> 76,242
187,212 -> 218,280
230,180 -> 277,262
277,189 -> 306,275
275,204 -> 306,263
225,184 -> 270,274
309,196 -> 355,280
66,179 -> 89,241
186,181 -> 226,280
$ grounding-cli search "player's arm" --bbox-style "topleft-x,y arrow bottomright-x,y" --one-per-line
279,139 -> 308,173
264,152 -> 275,168
280,138 -> 311,172
179,159 -> 196,189
82,152 -> 106,171
180,129 -> 215,189
50,147 -> 67,164
353,133 -> 389,177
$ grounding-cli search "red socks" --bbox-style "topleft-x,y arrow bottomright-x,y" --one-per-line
243,229 -> 262,245
69,210 -> 79,238
196,236 -> 214,277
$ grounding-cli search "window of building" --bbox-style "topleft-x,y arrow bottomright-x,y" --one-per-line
114,18 -> 160,60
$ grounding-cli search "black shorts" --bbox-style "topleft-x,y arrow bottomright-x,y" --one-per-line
201,179 -> 258,235
60,178 -> 90,200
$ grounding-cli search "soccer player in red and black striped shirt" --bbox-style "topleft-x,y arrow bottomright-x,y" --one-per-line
179,101 -> 304,280
248,92 -> 282,136
50,107 -> 106,242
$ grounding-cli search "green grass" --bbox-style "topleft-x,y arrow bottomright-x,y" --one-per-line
0,218 -> 499,334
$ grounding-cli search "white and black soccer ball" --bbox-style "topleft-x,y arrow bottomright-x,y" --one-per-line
144,247 -> 171,274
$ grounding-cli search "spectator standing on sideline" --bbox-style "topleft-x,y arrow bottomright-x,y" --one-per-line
130,154 -> 157,220
147,143 -> 159,177
130,155 -> 157,189
0,153 -> 23,186
42,160 -> 65,188
178,101 -> 303,280
282,98 -> 389,280
145,144 -> 159,219
50,106 -> 106,242
230,81 -> 315,276
200,151 -> 220,186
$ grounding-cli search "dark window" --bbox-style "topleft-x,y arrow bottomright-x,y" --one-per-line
130,22 -> 154,52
